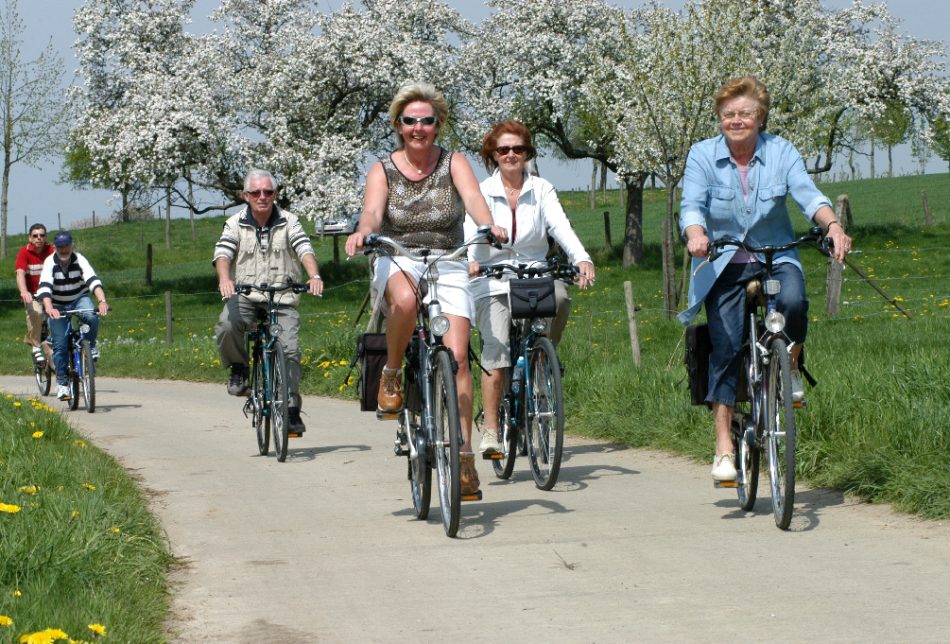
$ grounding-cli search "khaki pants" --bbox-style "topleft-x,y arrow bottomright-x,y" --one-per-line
23,300 -> 45,347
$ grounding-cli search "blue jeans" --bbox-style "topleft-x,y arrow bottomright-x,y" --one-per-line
49,295 -> 99,386
705,262 -> 807,407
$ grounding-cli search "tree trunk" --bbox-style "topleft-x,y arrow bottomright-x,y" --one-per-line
1,159 -> 8,259
589,159 -> 596,209
599,161 -> 607,201
188,176 -> 196,242
165,187 -> 172,250
887,144 -> 893,177
660,181 -> 680,319
869,140 -> 875,179
621,173 -> 647,267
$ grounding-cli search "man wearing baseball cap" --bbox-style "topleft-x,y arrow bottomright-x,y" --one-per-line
35,231 -> 110,401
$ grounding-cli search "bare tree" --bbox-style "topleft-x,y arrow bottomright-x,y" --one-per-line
0,0 -> 68,258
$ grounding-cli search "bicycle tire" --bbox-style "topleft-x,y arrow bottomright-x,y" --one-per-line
80,340 -> 96,413
766,338 -> 796,529
35,362 -> 52,396
68,344 -> 80,411
250,350 -> 269,456
525,337 -> 564,490
734,414 -> 759,511
433,349 -> 461,537
405,370 -> 431,520
270,340 -> 290,462
492,371 -> 518,479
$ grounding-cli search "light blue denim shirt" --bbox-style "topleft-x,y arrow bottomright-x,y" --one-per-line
677,132 -> 831,325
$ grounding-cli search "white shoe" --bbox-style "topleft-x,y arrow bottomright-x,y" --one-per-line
90,345 -> 100,361
790,369 -> 805,403
57,385 -> 71,401
31,346 -> 45,364
479,430 -> 502,455
711,453 -> 737,481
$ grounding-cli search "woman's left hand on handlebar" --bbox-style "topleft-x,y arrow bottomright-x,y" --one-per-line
826,226 -> 852,263
344,231 -> 366,257
576,261 -> 595,289
468,260 -> 481,277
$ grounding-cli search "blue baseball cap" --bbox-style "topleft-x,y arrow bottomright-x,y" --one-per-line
53,231 -> 73,247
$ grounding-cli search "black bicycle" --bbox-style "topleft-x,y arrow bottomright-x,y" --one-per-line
363,226 -> 493,538
704,227 -> 829,529
59,308 -> 99,413
476,259 -> 578,490
33,319 -> 53,396
236,281 -> 308,463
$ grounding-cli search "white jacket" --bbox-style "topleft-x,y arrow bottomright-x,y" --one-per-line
466,170 -> 592,300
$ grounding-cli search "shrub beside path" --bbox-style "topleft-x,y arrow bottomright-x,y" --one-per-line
3,375 -> 948,643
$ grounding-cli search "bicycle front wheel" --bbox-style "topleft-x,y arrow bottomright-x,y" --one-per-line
432,350 -> 461,537
68,347 -> 80,411
766,338 -> 796,529
269,340 -> 290,462
250,353 -> 269,456
80,340 -> 96,413
525,337 -> 564,490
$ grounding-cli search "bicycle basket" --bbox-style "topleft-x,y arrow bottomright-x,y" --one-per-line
508,277 -> 556,319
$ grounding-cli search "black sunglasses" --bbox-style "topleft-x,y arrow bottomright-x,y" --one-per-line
495,145 -> 529,156
399,115 -> 437,126
245,189 -> 275,198
30,233 -> 47,238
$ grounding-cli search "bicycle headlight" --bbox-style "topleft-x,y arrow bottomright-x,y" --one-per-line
430,315 -> 450,337
530,317 -> 548,334
765,311 -> 786,333
270,323 -> 283,337
80,324 -> 91,335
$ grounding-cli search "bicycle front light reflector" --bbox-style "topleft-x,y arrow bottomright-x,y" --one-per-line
531,317 -> 548,334
270,324 -> 283,337
431,315 -> 450,337
765,311 -> 786,333
80,324 -> 91,335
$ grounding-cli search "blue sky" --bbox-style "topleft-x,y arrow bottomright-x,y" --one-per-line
11,0 -> 949,232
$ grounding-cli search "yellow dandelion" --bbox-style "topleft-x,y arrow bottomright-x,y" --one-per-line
338,359 -> 348,366
111,527 -> 121,534
5,394 -> 12,399
0,615 -> 12,627
73,439 -> 87,449
13,401 -> 21,408
13,590 -> 21,597
18,627 -> 69,643
0,503 -> 22,513
82,483 -> 96,491
32,431 -> 44,439
18,485 -> 40,496
87,624 -> 106,636
71,510 -> 79,519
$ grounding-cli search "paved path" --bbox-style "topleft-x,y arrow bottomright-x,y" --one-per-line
2,376 -> 948,643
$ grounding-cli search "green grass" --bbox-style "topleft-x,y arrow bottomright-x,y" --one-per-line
0,392 -> 172,642
1,172 -> 948,521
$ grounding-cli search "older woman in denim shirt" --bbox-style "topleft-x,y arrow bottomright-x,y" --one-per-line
679,76 -> 851,482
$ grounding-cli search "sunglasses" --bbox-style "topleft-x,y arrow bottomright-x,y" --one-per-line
399,115 -> 437,127
30,233 -> 47,238
245,189 -> 275,198
494,145 -> 529,156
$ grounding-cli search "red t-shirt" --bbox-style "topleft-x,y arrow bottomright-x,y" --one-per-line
14,243 -> 54,294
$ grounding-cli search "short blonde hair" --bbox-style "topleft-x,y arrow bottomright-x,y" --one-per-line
714,76 -> 770,128
388,82 -> 449,134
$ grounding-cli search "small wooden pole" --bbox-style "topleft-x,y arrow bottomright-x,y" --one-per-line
333,235 -> 341,265
922,190 -> 933,226
836,194 -> 853,228
92,210 -> 96,227
603,210 -> 612,250
146,243 -> 153,287
826,258 -> 843,316
164,291 -> 173,343
623,280 -> 641,367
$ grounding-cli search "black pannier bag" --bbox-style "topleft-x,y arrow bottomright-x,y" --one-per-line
508,277 -> 557,319
356,333 -> 387,412
684,323 -> 712,407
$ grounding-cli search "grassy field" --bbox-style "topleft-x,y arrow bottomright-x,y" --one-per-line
1,172 -> 948,520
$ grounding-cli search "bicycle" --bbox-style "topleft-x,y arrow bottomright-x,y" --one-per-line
33,319 -> 53,396
362,226 -> 493,538
475,258 -> 578,490
702,226 -> 830,529
59,308 -> 100,413
236,281 -> 308,463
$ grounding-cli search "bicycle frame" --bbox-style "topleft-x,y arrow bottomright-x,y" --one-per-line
58,308 -> 98,412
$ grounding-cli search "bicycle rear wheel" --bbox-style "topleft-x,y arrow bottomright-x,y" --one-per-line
35,362 -> 52,396
525,337 -> 564,490
734,413 -> 759,511
80,340 -> 96,413
269,341 -> 290,462
491,372 -> 518,479
68,345 -> 80,411
766,338 -> 796,529
433,350 -> 461,537
250,352 -> 269,456
405,370 -> 431,520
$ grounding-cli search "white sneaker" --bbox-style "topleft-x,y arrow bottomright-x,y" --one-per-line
479,430 -> 502,455
31,346 -> 45,364
90,345 -> 100,361
790,369 -> 805,403
57,385 -> 71,401
711,453 -> 737,481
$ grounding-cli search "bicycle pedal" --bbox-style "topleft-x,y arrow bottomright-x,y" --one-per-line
288,431 -> 304,438
394,444 -> 409,457
461,491 -> 483,502
714,480 -> 738,489
376,409 -> 401,421
793,400 -> 807,409
482,452 -> 503,460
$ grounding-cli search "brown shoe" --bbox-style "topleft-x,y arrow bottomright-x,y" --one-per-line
377,368 -> 403,412
460,453 -> 480,496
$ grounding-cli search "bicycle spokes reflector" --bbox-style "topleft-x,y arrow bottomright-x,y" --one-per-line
270,323 -> 283,336
764,279 -> 781,296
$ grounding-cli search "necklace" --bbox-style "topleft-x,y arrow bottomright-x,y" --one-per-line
502,181 -> 522,198
403,150 -> 426,175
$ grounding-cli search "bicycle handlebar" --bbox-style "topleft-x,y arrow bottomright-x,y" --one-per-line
705,226 -> 831,264
478,258 -> 580,282
363,225 -> 494,262
234,281 -> 309,296
59,308 -> 100,316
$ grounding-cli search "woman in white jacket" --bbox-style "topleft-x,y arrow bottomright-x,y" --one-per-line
466,120 -> 595,454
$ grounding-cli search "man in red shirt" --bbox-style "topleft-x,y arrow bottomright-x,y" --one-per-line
14,223 -> 55,363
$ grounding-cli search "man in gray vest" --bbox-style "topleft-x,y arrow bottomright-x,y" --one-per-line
213,169 -> 324,434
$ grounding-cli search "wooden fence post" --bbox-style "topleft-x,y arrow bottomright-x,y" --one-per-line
164,291 -> 173,344
603,210 -> 612,251
146,243 -> 153,287
92,210 -> 96,228
826,258 -> 843,316
623,280 -> 641,367
922,190 -> 933,226
835,194 -> 853,228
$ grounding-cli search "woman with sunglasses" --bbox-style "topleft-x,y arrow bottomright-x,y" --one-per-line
345,82 -> 507,496
465,120 -> 595,455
